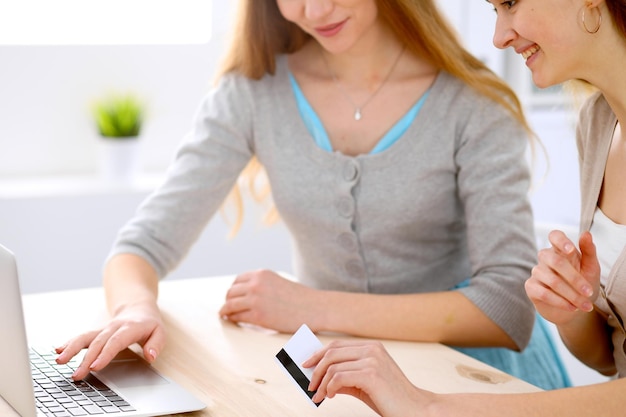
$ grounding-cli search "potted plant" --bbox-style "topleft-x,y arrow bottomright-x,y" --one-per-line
93,93 -> 144,138
92,92 -> 145,184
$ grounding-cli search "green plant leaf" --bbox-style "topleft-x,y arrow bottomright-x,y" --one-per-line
92,93 -> 144,138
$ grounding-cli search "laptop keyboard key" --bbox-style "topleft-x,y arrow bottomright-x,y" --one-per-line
30,348 -> 135,416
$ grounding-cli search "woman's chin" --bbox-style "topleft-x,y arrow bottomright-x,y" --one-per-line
530,74 -> 560,90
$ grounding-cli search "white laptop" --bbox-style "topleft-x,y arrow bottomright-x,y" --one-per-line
0,244 -> 206,417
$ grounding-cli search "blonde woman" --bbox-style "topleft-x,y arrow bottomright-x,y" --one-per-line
58,0 -> 566,389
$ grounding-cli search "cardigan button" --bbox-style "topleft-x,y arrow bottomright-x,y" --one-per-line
342,160 -> 359,182
345,260 -> 365,279
337,232 -> 357,251
336,197 -> 355,218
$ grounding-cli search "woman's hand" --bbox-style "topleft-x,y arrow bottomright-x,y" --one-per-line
526,230 -> 601,325
54,299 -> 166,381
303,340 -> 433,417
219,270 -> 322,333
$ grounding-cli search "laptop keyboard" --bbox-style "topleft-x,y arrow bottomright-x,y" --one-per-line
30,347 -> 137,416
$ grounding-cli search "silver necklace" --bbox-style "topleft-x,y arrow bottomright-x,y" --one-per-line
321,46 -> 405,121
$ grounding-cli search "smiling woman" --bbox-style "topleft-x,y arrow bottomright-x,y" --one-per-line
0,0 -> 212,45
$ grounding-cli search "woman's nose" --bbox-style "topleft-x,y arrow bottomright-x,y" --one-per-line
492,16 -> 516,49
304,0 -> 333,21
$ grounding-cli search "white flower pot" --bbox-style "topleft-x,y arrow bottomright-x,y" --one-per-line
97,137 -> 141,185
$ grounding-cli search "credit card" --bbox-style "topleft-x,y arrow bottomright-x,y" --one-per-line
275,324 -> 324,407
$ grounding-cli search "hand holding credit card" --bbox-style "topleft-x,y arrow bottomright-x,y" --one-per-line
275,324 -> 324,407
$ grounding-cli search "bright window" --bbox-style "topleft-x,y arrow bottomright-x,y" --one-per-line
0,0 -> 212,45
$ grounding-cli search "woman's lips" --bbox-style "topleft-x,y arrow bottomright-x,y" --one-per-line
315,19 -> 347,37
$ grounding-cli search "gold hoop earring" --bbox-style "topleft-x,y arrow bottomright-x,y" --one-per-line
582,6 -> 602,34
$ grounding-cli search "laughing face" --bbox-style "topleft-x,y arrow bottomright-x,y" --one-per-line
489,0 -> 596,88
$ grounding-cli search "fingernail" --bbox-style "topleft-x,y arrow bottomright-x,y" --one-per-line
582,302 -> 593,312
582,285 -> 593,297
89,359 -> 100,370
564,243 -> 574,253
149,349 -> 157,361
72,366 -> 84,379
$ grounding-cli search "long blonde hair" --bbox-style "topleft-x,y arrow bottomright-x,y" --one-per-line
217,0 -> 534,237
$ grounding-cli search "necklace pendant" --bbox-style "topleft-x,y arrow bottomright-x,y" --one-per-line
354,109 -> 362,121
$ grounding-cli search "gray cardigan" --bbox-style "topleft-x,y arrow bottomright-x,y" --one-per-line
111,55 -> 537,349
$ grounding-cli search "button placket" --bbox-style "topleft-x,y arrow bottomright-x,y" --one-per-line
334,159 -> 360,218
334,158 -> 366,286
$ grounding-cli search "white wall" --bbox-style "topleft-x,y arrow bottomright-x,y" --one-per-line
0,2 -> 236,179
0,0 -> 295,296
0,178 -> 293,294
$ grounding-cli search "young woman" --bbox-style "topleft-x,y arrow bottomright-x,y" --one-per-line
303,0 -> 626,415
56,0 -> 566,390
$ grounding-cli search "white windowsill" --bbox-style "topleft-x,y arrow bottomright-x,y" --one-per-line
0,173 -> 165,199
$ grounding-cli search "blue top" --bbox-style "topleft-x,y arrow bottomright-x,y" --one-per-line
288,72 -> 429,154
